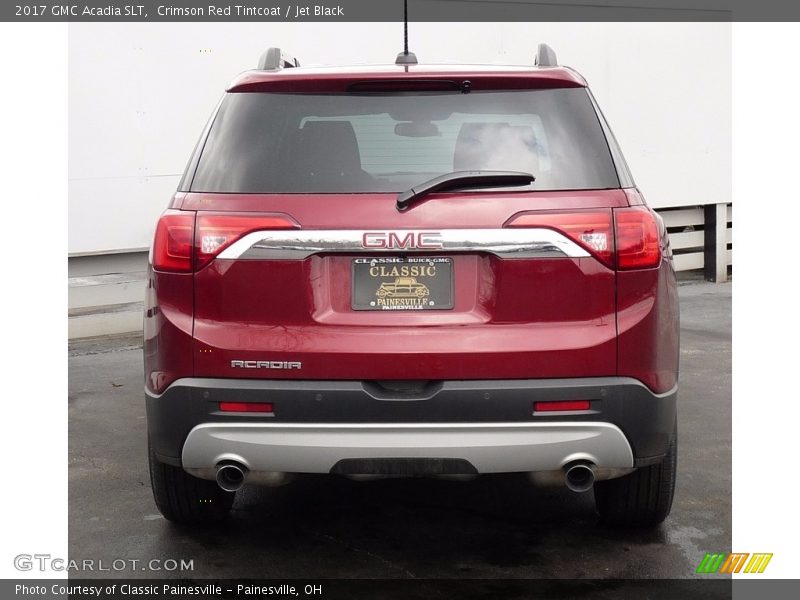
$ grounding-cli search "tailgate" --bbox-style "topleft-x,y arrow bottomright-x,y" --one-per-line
189,190 -> 622,381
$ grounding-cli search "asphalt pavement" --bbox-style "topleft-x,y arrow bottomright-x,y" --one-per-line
68,279 -> 731,580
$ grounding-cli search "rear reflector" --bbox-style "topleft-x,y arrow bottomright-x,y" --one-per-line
195,213 -> 299,270
505,210 -> 614,267
614,206 -> 661,270
534,400 -> 591,412
219,402 -> 274,413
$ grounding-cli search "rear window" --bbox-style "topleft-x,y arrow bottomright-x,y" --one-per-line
189,88 -> 619,193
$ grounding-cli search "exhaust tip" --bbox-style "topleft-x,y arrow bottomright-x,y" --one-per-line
564,462 -> 596,493
215,462 -> 247,492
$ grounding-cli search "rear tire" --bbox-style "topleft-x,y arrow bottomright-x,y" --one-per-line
148,440 -> 235,524
594,423 -> 677,527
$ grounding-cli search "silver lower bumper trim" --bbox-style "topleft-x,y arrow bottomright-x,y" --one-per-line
181,421 -> 634,477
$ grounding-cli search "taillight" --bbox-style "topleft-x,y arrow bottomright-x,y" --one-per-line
152,211 -> 299,273
194,213 -> 299,270
505,206 -> 662,271
152,211 -> 193,273
615,206 -> 661,270
505,210 -> 614,267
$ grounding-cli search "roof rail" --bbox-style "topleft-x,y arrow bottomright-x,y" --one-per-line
257,47 -> 300,70
535,43 -> 558,67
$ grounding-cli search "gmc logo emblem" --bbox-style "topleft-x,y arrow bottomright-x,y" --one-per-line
362,231 -> 444,250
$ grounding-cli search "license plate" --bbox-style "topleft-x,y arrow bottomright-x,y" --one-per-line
352,257 -> 454,311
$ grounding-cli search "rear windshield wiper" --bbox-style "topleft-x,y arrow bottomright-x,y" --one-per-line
396,170 -> 535,212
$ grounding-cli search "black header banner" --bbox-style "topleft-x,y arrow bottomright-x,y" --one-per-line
3,0 -> 800,22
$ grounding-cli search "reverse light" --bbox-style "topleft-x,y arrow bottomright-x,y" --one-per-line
505,210 -> 614,267
194,213 -> 299,270
615,206 -> 661,270
533,400 -> 591,412
219,402 -> 274,413
152,211 -> 194,273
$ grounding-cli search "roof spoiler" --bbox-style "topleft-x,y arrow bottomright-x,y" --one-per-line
257,47 -> 300,70
535,43 -> 558,67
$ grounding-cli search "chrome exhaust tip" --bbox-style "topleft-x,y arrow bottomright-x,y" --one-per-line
215,462 -> 247,492
564,461 -> 596,493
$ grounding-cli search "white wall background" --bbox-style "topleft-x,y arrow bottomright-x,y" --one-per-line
69,22 -> 730,255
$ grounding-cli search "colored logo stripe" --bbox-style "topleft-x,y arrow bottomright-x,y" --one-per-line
719,553 -> 749,573
697,552 -> 773,574
697,553 -> 726,574
744,554 -> 773,574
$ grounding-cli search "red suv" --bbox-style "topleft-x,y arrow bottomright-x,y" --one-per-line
145,45 -> 678,527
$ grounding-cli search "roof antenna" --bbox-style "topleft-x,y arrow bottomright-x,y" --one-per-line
395,0 -> 418,65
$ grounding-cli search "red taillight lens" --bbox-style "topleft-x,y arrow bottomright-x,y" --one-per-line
194,213 -> 299,271
152,211 -> 194,273
219,402 -> 274,413
505,210 -> 614,267
615,206 -> 661,270
533,400 -> 591,412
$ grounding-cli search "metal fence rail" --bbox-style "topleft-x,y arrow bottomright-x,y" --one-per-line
658,203 -> 732,282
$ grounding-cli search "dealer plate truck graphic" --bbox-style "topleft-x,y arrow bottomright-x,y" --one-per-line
376,277 -> 430,298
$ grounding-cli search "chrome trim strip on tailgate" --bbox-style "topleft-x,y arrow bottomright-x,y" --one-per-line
181,421 -> 634,475
216,228 -> 591,260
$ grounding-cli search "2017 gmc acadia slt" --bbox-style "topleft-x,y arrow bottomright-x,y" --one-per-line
145,45 -> 678,527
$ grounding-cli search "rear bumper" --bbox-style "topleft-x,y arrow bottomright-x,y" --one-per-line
146,376 -> 677,471
181,421 -> 634,476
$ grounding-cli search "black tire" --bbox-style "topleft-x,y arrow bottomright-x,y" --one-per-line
594,424 -> 677,528
148,440 -> 235,524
